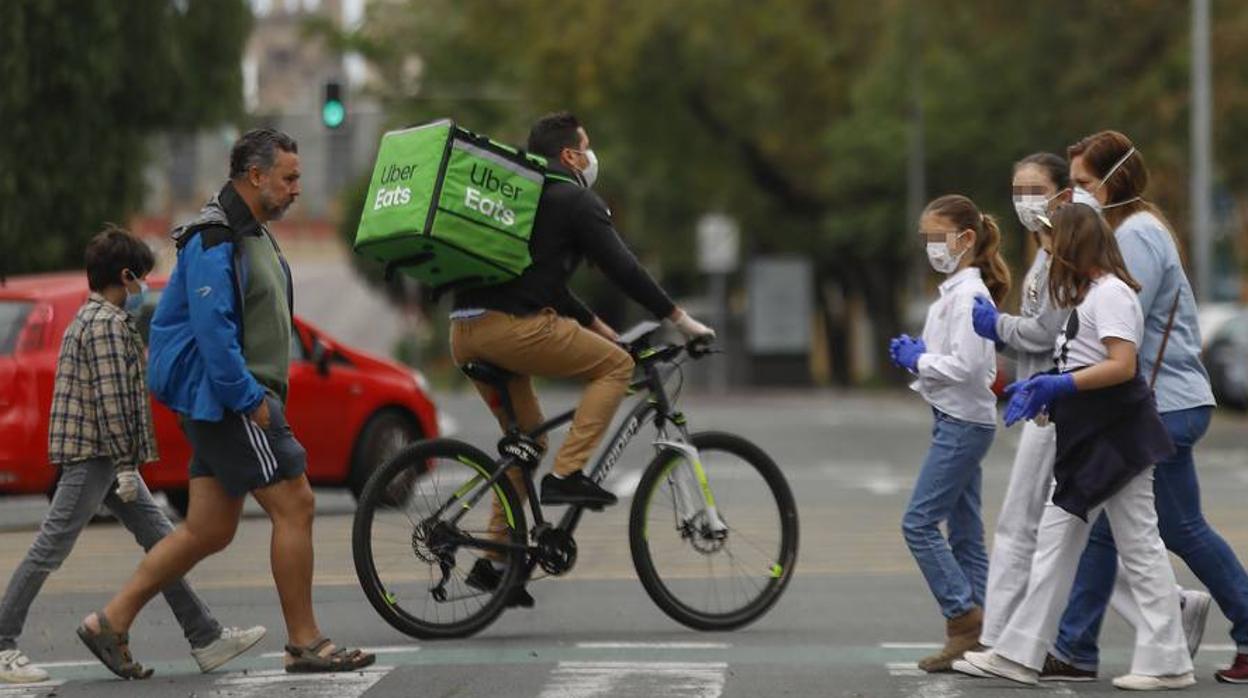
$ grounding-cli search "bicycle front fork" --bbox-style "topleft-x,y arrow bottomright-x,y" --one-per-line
653,439 -> 727,535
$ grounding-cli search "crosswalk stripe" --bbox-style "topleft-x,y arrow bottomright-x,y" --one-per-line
208,665 -> 390,698
0,680 -> 63,698
576,642 -> 731,649
539,661 -> 728,698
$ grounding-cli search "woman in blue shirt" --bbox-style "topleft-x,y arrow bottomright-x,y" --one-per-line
1050,130 -> 1248,685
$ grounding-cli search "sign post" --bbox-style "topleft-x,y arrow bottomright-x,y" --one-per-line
697,214 -> 740,394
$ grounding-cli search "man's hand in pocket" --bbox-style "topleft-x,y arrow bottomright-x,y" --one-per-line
250,399 -> 272,430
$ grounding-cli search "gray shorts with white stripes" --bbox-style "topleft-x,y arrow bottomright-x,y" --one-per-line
184,393 -> 308,497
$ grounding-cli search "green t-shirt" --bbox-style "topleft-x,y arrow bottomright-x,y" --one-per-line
242,229 -> 292,401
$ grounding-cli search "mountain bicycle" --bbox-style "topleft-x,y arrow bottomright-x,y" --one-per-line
352,321 -> 799,639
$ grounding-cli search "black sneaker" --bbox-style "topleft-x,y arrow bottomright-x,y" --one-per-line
540,472 -> 618,508
464,559 -> 534,608
1039,653 -> 1097,682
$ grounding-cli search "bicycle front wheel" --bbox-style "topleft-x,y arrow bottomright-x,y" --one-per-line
352,438 -> 527,639
629,431 -> 798,631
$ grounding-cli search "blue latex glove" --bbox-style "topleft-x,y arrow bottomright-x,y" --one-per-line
971,295 -> 1001,344
893,336 -> 926,373
1003,373 -> 1078,426
888,334 -> 911,366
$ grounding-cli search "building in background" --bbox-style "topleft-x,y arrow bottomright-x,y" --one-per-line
139,0 -> 383,230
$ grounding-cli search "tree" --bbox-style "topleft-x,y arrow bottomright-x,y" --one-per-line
328,0 -> 1248,383
0,0 -> 251,277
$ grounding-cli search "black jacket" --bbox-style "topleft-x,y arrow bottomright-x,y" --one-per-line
453,164 -> 674,325
1050,371 -> 1175,520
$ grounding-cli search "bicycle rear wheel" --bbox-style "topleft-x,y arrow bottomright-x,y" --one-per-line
352,438 -> 527,639
629,431 -> 798,631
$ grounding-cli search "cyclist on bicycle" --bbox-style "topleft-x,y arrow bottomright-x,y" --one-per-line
451,111 -> 715,605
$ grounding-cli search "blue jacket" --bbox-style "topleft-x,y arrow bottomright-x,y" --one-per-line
147,183 -> 292,422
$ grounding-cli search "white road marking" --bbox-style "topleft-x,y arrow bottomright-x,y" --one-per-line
539,661 -> 727,698
259,645 -> 419,659
904,674 -> 964,698
886,661 -> 925,677
29,660 -> 96,668
0,680 -> 63,698
576,642 -> 730,650
208,665 -> 390,698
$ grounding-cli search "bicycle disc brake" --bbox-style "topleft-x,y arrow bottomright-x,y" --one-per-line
686,512 -> 728,554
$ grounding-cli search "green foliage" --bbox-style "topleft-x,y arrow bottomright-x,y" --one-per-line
0,0 -> 251,276
327,0 -> 1248,381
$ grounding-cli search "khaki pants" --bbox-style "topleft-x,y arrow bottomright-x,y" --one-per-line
450,309 -> 635,552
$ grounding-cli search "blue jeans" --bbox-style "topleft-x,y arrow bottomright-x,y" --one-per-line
0,459 -> 220,651
903,409 -> 995,619
1053,406 -> 1248,668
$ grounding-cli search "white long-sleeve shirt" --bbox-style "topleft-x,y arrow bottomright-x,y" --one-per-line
910,267 -> 998,426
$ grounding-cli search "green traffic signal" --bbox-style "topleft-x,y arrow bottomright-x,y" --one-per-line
322,99 -> 345,129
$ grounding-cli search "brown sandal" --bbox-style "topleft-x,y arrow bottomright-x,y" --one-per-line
284,637 -> 376,674
76,610 -> 153,680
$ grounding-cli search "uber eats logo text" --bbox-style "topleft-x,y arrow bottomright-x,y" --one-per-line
373,162 -> 417,210
465,163 -> 521,226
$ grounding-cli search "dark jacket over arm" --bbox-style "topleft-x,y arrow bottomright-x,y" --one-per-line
454,165 -> 675,325
1049,372 -> 1174,520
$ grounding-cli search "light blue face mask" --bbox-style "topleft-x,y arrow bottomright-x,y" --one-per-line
124,276 -> 149,315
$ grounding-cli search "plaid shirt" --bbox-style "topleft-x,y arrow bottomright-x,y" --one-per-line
47,294 -> 157,469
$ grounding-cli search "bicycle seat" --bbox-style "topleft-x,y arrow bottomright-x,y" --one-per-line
460,360 -> 515,388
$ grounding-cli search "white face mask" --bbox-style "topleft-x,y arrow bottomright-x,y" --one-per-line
579,148 -> 599,187
926,235 -> 967,274
1071,186 -> 1102,213
1082,146 -> 1142,211
1013,192 -> 1062,232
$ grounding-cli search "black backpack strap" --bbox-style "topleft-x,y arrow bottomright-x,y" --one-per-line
174,223 -> 236,251
544,173 -> 579,187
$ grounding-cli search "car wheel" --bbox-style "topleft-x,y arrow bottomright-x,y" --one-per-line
164,488 -> 190,519
348,409 -> 420,500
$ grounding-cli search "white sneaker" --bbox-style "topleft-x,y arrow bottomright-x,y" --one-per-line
0,649 -> 49,684
192,625 -> 267,673
1111,672 -> 1196,690
1180,589 -> 1212,659
951,658 -> 992,678
962,649 -> 1039,685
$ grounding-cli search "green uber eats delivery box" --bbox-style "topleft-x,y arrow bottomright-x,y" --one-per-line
354,119 -> 547,294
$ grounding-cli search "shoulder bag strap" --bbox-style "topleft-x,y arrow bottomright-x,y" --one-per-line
1149,289 -> 1182,390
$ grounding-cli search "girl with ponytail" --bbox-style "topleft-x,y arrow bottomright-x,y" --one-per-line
886,194 -> 1009,672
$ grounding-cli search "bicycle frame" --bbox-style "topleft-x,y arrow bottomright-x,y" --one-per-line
440,347 -> 707,556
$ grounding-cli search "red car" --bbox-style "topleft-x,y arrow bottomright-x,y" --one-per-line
0,272 -> 438,515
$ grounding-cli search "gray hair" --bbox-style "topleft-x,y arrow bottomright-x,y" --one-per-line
229,128 -> 298,179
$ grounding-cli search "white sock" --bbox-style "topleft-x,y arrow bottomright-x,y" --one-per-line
552,472 -> 568,480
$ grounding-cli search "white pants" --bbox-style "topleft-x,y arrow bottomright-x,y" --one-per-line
994,467 -> 1191,676
981,421 -> 1146,647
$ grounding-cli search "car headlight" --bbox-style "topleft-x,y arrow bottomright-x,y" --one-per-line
410,370 -> 431,393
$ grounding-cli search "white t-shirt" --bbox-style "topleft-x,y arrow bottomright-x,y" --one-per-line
1053,274 -> 1144,372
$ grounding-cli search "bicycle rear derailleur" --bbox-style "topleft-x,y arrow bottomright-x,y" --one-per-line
533,525 -> 577,576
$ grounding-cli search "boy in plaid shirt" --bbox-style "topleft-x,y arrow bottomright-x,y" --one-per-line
0,227 -> 264,683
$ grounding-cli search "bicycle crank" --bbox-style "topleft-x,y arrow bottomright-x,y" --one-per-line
535,528 -> 578,575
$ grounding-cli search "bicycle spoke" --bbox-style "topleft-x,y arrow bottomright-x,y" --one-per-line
634,438 -> 794,628
356,443 -> 525,638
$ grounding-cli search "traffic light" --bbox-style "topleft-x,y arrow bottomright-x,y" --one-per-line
322,81 -> 346,129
